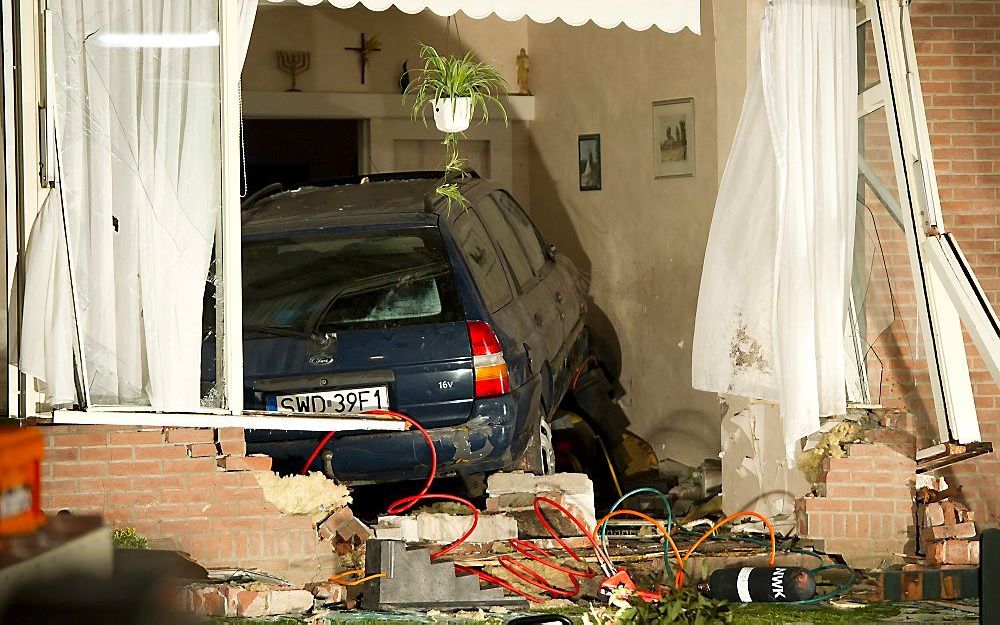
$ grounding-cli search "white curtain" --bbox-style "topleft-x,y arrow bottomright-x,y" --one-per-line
692,0 -> 858,456
21,0 -> 226,410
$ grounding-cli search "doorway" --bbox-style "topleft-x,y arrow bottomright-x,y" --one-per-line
242,118 -> 361,194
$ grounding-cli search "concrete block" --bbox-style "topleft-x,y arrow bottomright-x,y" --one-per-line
266,589 -> 314,615
486,472 -> 596,530
487,471 -> 593,496
376,512 -> 516,544
361,539 -> 525,610
374,516 -> 419,542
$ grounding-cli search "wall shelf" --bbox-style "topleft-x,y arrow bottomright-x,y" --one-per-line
242,91 -> 535,121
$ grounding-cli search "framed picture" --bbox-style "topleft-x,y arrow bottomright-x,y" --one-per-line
653,98 -> 695,178
578,134 -> 602,191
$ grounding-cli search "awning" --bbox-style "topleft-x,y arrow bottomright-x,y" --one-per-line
262,0 -> 701,34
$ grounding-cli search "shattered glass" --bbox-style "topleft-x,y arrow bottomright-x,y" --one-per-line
855,106 -> 929,406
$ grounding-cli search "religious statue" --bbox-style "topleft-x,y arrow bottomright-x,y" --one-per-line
516,48 -> 531,95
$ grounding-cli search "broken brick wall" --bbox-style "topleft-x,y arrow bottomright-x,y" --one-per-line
40,425 -> 337,585
796,432 -> 918,568
862,1 -> 1000,526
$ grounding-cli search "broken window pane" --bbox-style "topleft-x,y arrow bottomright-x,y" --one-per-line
40,1 -> 223,409
857,19 -> 880,94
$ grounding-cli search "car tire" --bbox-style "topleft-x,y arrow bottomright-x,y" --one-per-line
516,415 -> 556,476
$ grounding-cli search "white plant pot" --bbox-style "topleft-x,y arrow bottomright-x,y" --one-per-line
433,97 -> 472,133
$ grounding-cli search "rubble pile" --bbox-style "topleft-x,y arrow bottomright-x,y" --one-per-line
917,481 -> 979,567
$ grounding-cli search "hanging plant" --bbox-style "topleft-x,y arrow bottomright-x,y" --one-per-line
405,44 -> 508,208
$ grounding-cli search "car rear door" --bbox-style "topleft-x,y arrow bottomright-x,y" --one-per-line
241,223 -> 476,428
491,190 -> 580,345
474,194 -> 564,377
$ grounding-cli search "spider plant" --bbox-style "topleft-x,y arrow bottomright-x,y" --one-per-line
405,43 -> 509,127
405,44 -> 508,211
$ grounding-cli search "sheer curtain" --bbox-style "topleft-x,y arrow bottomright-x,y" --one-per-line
692,0 -> 857,457
22,0 -> 225,410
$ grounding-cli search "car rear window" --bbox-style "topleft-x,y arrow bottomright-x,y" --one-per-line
243,227 -> 464,332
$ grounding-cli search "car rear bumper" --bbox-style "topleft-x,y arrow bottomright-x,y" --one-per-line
249,387 -> 538,483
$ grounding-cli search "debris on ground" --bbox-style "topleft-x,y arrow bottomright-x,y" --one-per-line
375,512 -> 517,543
486,471 -> 597,531
918,491 -> 979,566
254,471 -> 352,516
172,582 -> 315,617
318,506 -> 372,554
361,539 -> 528,611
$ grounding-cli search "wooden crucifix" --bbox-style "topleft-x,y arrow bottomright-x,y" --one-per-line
344,33 -> 381,85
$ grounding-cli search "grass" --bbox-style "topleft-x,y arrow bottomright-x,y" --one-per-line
203,600 -> 986,625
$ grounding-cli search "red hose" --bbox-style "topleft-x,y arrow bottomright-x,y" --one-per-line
300,431 -> 336,475
302,408 -> 609,602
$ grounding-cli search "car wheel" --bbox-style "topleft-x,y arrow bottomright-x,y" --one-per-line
517,415 -> 556,476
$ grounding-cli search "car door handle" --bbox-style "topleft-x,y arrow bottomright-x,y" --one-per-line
553,291 -> 563,303
533,312 -> 544,327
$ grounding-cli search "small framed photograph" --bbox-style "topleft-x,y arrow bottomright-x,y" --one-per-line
578,134 -> 602,191
653,98 -> 695,178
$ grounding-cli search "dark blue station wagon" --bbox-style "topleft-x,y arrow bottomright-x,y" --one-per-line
238,173 -> 589,483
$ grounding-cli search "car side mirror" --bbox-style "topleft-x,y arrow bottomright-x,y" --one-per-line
546,243 -> 558,260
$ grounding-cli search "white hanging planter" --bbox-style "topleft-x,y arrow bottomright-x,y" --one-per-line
433,97 -> 472,133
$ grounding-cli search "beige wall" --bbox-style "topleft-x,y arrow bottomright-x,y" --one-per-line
524,6 -> 725,467
244,6 -> 526,94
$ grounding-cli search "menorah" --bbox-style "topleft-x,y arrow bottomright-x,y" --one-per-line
276,50 -> 310,92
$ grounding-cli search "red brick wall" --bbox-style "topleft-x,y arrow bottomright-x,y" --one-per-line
797,438 -> 917,568
875,1 -> 1000,525
40,425 -> 337,585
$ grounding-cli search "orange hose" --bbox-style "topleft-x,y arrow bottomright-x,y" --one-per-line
593,509 -> 777,588
593,509 -> 686,583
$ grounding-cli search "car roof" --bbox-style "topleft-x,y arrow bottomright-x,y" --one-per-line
242,172 -> 491,235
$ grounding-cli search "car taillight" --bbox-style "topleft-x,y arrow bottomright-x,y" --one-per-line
467,320 -> 510,398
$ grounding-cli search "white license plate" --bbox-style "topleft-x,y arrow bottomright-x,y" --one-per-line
269,386 -> 389,414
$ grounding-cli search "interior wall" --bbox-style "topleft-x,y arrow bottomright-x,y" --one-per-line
243,6 -> 529,197
244,6 -> 527,94
524,6 -> 724,467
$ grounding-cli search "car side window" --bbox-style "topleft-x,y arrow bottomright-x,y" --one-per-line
452,209 -> 513,312
493,192 -> 548,275
475,195 -> 535,292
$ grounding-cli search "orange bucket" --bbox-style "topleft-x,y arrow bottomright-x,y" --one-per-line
0,426 -> 45,535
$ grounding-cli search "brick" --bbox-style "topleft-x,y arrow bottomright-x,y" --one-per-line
218,454 -> 272,472
108,461 -> 160,476
47,432 -> 110,447
217,427 -> 245,442
308,582 -> 347,604
929,521 -> 977,540
922,503 -> 947,527
229,588 -> 268,618
165,428 -> 216,445
188,443 -> 218,458
219,437 -> 247,457
109,430 -> 165,446
163,457 -> 217,473
134,444 -> 190,460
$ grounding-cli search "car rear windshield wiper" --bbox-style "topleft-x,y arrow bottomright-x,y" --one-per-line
243,325 -> 329,343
